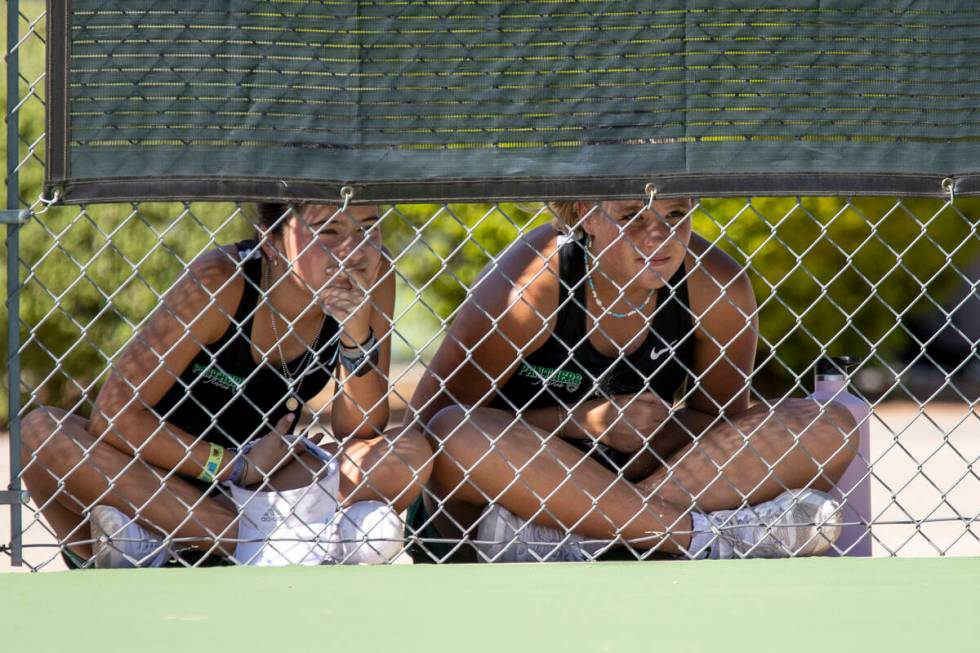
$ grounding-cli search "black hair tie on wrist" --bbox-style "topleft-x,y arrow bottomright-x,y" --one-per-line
338,327 -> 379,377
340,327 -> 374,351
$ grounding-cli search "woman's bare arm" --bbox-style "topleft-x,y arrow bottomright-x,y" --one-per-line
89,247 -> 246,479
664,236 -> 758,438
408,227 -> 561,429
329,256 -> 395,439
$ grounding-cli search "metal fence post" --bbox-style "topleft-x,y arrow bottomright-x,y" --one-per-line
4,0 -> 24,567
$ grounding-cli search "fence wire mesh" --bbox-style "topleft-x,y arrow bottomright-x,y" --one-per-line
5,2 -> 980,571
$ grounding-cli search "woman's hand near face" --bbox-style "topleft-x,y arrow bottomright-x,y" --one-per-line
319,242 -> 383,345
564,391 -> 671,453
321,230 -> 395,441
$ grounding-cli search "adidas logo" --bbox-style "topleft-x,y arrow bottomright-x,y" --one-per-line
261,507 -> 285,523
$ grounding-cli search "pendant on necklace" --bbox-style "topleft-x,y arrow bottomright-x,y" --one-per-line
286,396 -> 300,412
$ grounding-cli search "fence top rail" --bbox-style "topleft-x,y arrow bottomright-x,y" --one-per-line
46,1 -> 980,204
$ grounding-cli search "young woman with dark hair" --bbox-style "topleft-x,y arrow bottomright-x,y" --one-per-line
21,203 -> 432,567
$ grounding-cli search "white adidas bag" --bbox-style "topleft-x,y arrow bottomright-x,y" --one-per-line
229,440 -> 340,566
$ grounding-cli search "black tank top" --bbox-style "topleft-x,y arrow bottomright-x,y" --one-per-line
490,235 -> 695,412
152,241 -> 340,448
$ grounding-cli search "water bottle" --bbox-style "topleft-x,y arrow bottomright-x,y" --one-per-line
809,356 -> 872,557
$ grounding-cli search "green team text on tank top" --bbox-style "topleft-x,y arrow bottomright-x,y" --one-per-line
190,363 -> 245,391
152,241 -> 341,448
490,236 -> 695,412
516,362 -> 585,394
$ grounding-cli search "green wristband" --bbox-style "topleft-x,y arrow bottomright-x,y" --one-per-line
197,442 -> 225,483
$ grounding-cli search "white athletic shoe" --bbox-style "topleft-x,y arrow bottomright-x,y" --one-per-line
705,489 -> 843,559
323,501 -> 405,564
475,504 -> 587,563
90,505 -> 170,569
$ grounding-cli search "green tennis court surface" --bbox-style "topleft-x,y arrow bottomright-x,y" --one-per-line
3,557 -> 978,652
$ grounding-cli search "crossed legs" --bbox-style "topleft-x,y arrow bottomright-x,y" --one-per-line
19,406 -> 432,563
425,398 -> 858,557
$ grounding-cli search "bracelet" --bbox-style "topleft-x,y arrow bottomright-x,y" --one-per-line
196,442 -> 225,483
234,458 -> 250,487
228,449 -> 248,486
232,440 -> 257,486
339,328 -> 379,377
339,327 -> 375,352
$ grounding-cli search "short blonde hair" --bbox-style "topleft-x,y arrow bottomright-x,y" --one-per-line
549,201 -> 581,235
549,196 -> 696,236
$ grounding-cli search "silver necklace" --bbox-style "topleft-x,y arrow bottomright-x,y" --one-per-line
263,260 -> 326,412
584,248 -> 655,319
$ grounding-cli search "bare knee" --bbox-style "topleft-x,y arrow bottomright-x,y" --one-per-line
384,425 -> 435,488
792,397 -> 858,443
338,426 -> 434,509
777,397 -> 860,481
425,405 -> 470,445
428,405 -> 510,469
20,406 -> 73,465
18,407 -> 98,507
429,404 -> 512,445
426,405 -> 506,496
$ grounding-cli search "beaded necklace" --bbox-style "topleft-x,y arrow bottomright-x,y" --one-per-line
583,247 -> 655,319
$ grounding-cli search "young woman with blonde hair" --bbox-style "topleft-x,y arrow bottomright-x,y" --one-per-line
410,197 -> 855,561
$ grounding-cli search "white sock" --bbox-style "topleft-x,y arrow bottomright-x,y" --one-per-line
689,511 -> 716,559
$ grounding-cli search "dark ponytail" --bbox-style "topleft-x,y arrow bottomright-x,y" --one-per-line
251,202 -> 292,236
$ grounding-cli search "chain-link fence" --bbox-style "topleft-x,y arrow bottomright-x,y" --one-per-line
5,2 -> 980,571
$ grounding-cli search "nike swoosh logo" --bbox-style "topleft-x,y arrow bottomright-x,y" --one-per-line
650,341 -> 679,360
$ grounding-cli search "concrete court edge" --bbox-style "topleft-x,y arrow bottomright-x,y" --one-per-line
1,557 -> 978,652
